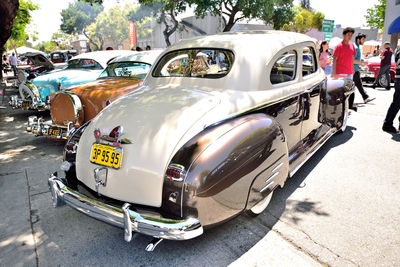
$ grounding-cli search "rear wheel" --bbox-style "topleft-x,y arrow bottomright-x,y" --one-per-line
378,75 -> 389,88
19,83 -> 35,100
247,192 -> 273,217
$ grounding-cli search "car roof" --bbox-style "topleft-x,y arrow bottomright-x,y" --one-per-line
109,49 -> 164,65
70,50 -> 135,68
164,30 -> 316,54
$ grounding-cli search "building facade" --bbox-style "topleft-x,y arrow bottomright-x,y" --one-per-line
382,0 -> 400,49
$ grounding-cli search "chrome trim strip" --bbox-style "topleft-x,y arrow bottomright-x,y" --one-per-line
48,175 -> 203,241
272,162 -> 284,173
260,181 -> 275,193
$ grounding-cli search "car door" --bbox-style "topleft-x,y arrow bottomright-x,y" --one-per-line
299,45 -> 325,143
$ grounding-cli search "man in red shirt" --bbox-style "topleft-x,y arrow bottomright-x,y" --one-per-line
332,27 -> 367,112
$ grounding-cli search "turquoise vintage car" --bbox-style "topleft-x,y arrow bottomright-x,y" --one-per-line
9,50 -> 132,110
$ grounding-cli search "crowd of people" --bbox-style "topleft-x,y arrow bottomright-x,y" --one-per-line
319,27 -> 400,134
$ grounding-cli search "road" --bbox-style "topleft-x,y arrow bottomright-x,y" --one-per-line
0,82 -> 399,267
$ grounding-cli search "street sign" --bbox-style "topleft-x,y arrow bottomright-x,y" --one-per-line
325,33 -> 332,41
322,19 -> 334,33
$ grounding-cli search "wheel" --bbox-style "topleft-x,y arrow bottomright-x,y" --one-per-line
247,192 -> 273,217
19,83 -> 35,100
378,75 -> 389,88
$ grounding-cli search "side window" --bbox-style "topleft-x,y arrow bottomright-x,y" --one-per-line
270,50 -> 297,85
302,47 -> 317,77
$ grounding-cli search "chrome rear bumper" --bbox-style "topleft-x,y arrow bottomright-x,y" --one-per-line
9,95 -> 48,110
48,174 -> 203,241
27,116 -> 72,139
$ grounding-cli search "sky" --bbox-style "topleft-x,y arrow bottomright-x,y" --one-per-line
29,0 -> 380,44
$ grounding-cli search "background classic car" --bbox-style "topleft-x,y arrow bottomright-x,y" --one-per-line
360,55 -> 396,87
9,50 -> 132,111
27,50 -> 163,139
48,31 -> 353,251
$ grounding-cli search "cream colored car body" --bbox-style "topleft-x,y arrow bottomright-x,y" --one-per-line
76,31 -> 324,207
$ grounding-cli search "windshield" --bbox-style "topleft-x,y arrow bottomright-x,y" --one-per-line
153,49 -> 234,78
99,62 -> 151,80
66,59 -> 103,70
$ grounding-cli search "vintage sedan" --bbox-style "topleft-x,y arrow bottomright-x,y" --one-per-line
9,50 -> 132,111
48,31 -> 354,251
360,55 -> 396,87
27,50 -> 162,139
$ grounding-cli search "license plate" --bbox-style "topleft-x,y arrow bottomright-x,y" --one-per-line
48,127 -> 61,137
90,144 -> 122,169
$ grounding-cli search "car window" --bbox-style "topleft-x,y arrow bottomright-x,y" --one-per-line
99,62 -> 151,80
270,50 -> 297,84
302,47 -> 317,77
66,59 -> 102,70
153,49 -> 234,78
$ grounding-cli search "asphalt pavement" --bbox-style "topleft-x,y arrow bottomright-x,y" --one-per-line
0,79 -> 399,267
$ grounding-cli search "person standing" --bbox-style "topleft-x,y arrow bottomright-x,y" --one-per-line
352,33 -> 374,105
9,52 -> 18,77
332,27 -> 366,112
382,46 -> 400,133
319,40 -> 332,74
372,42 -> 393,90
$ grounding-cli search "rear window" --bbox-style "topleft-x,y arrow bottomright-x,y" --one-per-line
153,49 -> 234,78
99,62 -> 151,80
66,59 -> 102,70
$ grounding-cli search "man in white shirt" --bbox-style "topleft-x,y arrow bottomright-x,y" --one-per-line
9,53 -> 18,76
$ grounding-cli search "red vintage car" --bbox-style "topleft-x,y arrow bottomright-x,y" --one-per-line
360,56 -> 396,87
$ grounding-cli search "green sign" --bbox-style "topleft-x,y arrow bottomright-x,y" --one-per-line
322,19 -> 334,33
325,33 -> 332,40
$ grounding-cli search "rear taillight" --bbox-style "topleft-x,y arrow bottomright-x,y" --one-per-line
45,96 -> 50,105
165,164 -> 185,182
109,126 -> 123,138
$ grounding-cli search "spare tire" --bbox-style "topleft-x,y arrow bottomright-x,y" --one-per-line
51,92 -> 84,127
19,83 -> 35,100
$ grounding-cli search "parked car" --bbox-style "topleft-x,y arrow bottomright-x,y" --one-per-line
16,52 -> 63,81
48,31 -> 354,251
9,50 -> 132,111
27,50 -> 163,139
360,55 -> 396,87
50,50 -> 78,64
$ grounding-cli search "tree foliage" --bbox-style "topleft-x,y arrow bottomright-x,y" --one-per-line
186,0 -> 294,32
60,1 -> 103,35
282,6 -> 324,33
86,5 -> 131,50
35,41 -> 57,53
365,0 -> 386,31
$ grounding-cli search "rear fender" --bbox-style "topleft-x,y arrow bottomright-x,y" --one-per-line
162,113 -> 289,227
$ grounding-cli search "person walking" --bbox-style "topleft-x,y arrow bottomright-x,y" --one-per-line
332,27 -> 367,112
372,42 -> 393,90
382,46 -> 400,133
319,40 -> 332,74
352,33 -> 374,106
9,52 -> 18,77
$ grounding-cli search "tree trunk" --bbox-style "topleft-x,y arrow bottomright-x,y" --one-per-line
0,0 -> 19,80
161,8 -> 179,47
222,7 -> 239,32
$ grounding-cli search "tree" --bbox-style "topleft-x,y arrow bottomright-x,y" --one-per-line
365,0 -> 386,31
5,0 -> 38,52
0,0 -> 19,80
52,30 -> 73,50
300,0 -> 311,11
187,0 -> 294,32
282,6 -> 324,33
86,5 -> 131,50
35,41 -> 57,53
138,0 -> 187,47
60,1 -> 103,50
